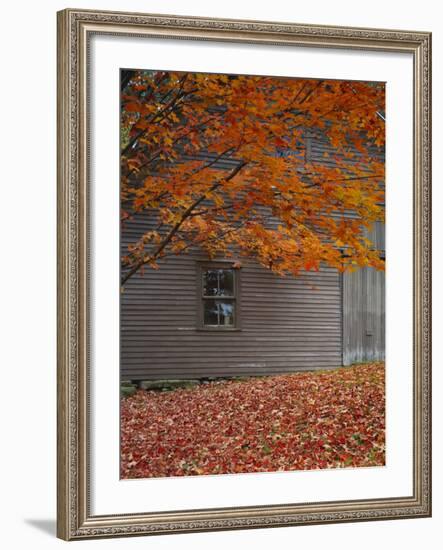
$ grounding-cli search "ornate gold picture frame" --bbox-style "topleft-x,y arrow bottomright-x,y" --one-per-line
57,8 -> 431,540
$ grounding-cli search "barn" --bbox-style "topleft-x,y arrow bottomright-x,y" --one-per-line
120,130 -> 385,382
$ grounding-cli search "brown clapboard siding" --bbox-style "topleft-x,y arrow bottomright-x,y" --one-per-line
120,248 -> 343,379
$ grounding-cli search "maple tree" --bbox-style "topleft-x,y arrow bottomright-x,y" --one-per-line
121,362 -> 385,477
121,70 -> 385,287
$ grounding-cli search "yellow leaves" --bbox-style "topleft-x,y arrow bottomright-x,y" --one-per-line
212,193 -> 225,208
147,260 -> 159,270
168,112 -> 180,124
127,159 -> 141,172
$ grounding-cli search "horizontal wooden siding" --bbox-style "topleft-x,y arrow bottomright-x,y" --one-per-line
121,217 -> 342,379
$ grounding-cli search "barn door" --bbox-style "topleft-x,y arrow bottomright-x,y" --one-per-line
342,266 -> 385,366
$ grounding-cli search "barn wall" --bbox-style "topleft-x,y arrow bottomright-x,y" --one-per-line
120,128 -> 385,380
121,218 -> 342,379
309,129 -> 386,366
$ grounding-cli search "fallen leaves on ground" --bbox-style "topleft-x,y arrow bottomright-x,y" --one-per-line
120,362 -> 385,478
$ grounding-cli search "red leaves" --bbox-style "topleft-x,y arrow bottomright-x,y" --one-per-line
124,102 -> 142,112
120,363 -> 385,479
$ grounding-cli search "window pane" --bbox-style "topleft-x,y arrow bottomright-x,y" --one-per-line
203,300 -> 235,327
203,299 -> 219,325
219,270 -> 234,296
203,270 -> 219,296
219,300 -> 235,325
203,269 -> 234,297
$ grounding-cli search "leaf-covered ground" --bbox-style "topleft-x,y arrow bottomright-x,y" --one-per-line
121,362 -> 385,478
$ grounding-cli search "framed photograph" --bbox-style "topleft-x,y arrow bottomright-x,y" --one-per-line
57,8 -> 431,540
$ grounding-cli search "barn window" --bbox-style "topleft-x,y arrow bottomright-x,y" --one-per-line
198,263 -> 240,329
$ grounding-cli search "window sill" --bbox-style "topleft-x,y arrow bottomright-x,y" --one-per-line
196,327 -> 242,332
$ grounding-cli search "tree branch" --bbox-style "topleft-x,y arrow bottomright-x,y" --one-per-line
121,160 -> 248,286
122,74 -> 191,156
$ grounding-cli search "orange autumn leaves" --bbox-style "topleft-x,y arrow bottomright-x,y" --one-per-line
121,71 -> 385,285
120,363 -> 385,478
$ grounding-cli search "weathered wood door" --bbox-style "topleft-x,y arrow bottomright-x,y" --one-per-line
342,266 -> 385,365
